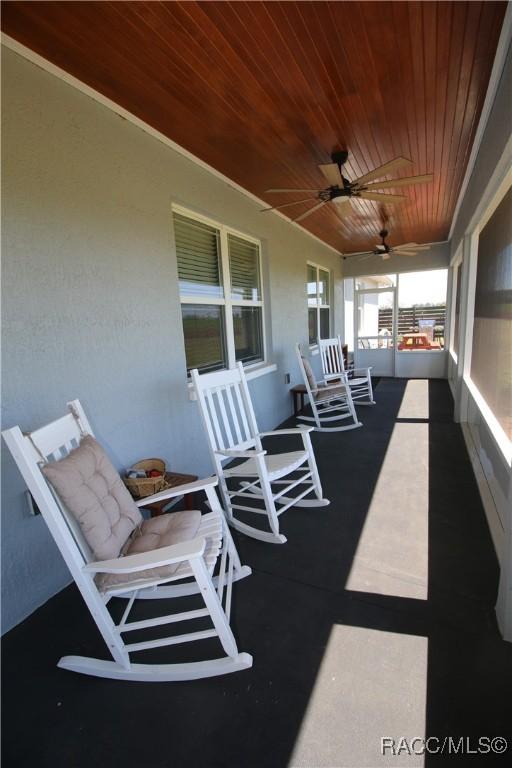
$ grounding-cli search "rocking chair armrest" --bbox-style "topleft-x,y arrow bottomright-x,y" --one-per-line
215,448 -> 267,459
83,537 -> 206,574
134,476 -> 218,508
258,427 -> 314,437
352,367 -> 372,376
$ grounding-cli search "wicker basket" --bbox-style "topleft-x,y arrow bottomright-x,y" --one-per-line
124,458 -> 168,499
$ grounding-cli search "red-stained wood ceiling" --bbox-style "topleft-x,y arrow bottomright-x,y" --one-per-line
1,1 -> 507,253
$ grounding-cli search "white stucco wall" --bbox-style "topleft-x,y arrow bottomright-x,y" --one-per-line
1,46 -> 343,631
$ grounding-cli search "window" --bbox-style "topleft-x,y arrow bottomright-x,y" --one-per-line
307,263 -> 331,345
174,209 -> 264,375
470,187 -> 511,440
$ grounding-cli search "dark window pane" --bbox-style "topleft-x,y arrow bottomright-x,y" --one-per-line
181,304 -> 227,374
471,187 -> 512,438
320,307 -> 330,338
308,308 -> 318,345
233,306 -> 263,365
453,263 -> 461,355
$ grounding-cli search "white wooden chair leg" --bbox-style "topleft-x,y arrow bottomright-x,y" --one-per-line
255,454 -> 285,539
302,436 -> 326,501
190,556 -> 239,658
368,375 -> 375,403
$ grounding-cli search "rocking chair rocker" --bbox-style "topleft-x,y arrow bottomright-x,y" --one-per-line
295,344 -> 362,432
191,362 -> 329,545
318,335 -> 375,406
2,400 -> 252,682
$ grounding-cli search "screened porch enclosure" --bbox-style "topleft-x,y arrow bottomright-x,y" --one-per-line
344,270 -> 449,378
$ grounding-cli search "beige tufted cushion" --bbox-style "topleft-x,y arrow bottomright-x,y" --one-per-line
314,385 -> 347,404
96,509 -> 202,592
42,435 -> 142,561
301,356 -> 318,394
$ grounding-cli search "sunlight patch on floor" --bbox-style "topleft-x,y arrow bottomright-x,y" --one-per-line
289,624 -> 427,768
346,381 -> 429,599
397,379 -> 430,420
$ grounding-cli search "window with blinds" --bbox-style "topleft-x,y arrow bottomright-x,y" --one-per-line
175,213 -> 223,298
173,209 -> 265,375
228,234 -> 261,301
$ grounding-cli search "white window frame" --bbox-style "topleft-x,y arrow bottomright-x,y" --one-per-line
449,249 -> 463,363
173,204 -> 266,374
307,261 -> 331,347
462,173 -> 512,466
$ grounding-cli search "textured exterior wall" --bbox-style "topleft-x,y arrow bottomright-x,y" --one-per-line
1,47 -> 342,631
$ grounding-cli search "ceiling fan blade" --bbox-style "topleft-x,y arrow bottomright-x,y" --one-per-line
343,250 -> 374,258
260,197 -> 318,212
358,191 -> 406,203
394,242 -> 418,249
393,250 -> 418,256
333,198 -> 352,217
364,174 -> 433,190
293,200 -> 326,223
265,188 -> 324,193
319,163 -> 343,186
353,157 -> 413,186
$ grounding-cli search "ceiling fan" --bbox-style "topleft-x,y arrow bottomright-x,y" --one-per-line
348,228 -> 432,261
261,150 -> 433,223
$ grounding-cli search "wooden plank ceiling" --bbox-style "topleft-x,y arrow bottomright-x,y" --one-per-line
2,1 -> 506,254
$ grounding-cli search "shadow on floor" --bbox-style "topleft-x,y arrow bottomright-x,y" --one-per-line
2,378 -> 511,767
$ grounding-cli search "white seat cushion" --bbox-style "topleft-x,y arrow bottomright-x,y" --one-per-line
96,509 -> 202,592
225,450 -> 308,482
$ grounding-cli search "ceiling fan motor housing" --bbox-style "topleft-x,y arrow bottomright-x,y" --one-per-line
375,229 -> 391,254
331,150 -> 349,167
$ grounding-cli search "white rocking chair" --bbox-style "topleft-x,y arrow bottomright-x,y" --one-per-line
2,400 -> 252,682
295,344 -> 362,432
318,335 -> 375,405
191,362 -> 329,545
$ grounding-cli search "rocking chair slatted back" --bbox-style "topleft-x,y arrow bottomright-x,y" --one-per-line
3,400 -> 96,568
318,335 -> 346,379
192,363 -> 260,458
